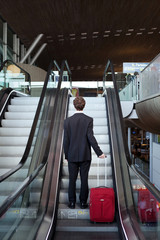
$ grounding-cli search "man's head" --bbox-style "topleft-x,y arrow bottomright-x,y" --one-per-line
73,97 -> 86,111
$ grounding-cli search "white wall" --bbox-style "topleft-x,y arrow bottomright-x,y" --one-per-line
153,142 -> 160,190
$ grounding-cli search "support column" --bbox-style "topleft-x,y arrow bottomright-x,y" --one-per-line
20,33 -> 44,63
3,22 -> 7,61
17,38 -> 20,62
149,133 -> 153,182
13,34 -> 17,62
28,55 -> 31,64
128,127 -> 131,155
30,43 -> 47,65
21,44 -> 25,60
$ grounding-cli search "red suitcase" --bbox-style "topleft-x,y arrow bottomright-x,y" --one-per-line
89,158 -> 115,222
138,188 -> 158,223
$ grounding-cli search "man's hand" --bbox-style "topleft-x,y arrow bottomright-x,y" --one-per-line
99,153 -> 106,158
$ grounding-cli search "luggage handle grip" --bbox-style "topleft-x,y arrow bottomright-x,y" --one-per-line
97,157 -> 107,187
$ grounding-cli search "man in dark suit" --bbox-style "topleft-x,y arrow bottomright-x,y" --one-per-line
63,97 -> 105,209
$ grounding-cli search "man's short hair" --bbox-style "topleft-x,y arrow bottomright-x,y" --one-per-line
73,97 -> 85,110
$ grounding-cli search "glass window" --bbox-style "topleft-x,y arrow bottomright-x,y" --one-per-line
0,39 -> 3,65
7,45 -> 14,61
0,18 -> 3,41
7,27 -> 13,49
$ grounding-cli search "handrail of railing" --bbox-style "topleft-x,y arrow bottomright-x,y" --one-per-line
0,59 -> 32,94
103,59 -> 160,237
0,59 -> 72,218
104,61 -> 160,202
0,59 -> 60,182
0,163 -> 45,218
103,60 -> 145,240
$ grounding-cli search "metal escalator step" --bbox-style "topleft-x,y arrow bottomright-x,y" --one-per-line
0,136 -> 28,146
0,136 -> 37,146
0,146 -> 25,156
4,112 -> 36,120
58,204 -> 90,220
0,157 -> 21,167
8,105 -> 38,112
94,134 -> 109,144
0,127 -> 31,136
92,144 -> 110,154
93,126 -> 108,134
11,97 -> 39,105
93,118 -> 108,126
1,119 -> 34,128
60,177 -> 113,189
56,219 -> 118,232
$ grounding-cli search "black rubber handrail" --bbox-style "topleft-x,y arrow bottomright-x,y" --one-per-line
0,59 -> 31,94
0,60 -> 60,182
0,59 -> 71,218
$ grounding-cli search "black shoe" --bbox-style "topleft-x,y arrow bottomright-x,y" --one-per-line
80,202 -> 88,209
68,202 -> 75,209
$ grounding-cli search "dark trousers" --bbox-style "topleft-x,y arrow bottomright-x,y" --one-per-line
68,161 -> 91,203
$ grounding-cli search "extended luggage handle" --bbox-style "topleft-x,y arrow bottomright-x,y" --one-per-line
97,157 -> 107,187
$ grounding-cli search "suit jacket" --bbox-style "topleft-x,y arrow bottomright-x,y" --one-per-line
63,112 -> 103,162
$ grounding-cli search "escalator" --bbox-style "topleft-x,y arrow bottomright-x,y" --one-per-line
0,60 -> 160,239
0,94 -> 39,176
55,96 -> 120,239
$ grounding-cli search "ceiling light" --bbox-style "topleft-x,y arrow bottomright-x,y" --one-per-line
46,36 -> 52,38
77,66 -> 81,70
128,29 -> 134,31
103,35 -> 109,37
58,34 -> 63,37
81,36 -> 87,39
148,32 -> 153,34
98,65 -> 102,68
116,30 -> 122,32
93,31 -> 99,34
70,33 -> 75,36
114,34 -> 120,36
136,32 -> 142,35
70,38 -> 76,40
139,28 -> 145,31
104,30 -> 110,33
151,27 -> 157,30
84,66 -> 88,69
91,65 -> 95,68
92,36 -> 98,38
126,33 -> 131,35
81,32 -> 87,35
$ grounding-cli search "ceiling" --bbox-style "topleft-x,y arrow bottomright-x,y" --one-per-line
0,0 -> 160,80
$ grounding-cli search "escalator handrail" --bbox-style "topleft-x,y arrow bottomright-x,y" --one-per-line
0,59 -> 31,94
0,60 -> 60,182
0,163 -> 45,218
104,60 -> 160,202
103,61 -> 146,240
0,60 -> 71,218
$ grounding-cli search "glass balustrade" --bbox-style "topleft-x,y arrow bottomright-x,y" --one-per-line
130,166 -> 160,239
0,60 -> 31,94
